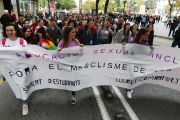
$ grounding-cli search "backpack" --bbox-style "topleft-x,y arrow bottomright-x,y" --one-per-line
2,38 -> 24,47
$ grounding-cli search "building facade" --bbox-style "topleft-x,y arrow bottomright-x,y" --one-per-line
144,0 -> 157,13
155,0 -> 168,14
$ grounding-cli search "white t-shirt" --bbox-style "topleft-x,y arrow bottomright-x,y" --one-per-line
0,37 -> 27,47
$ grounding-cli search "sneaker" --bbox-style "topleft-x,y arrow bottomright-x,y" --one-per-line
127,90 -> 133,99
71,96 -> 76,105
22,104 -> 28,115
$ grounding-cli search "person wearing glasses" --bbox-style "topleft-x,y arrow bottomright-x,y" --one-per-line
130,25 -> 138,41
123,28 -> 154,99
22,26 -> 38,45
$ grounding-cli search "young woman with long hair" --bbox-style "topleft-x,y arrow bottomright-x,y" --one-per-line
56,26 -> 83,104
1,23 -> 28,115
117,22 -> 124,30
97,21 -> 116,44
115,23 -> 131,44
146,24 -> 154,46
37,27 -> 56,50
22,26 -> 38,45
123,28 -> 154,99
130,25 -> 138,41
35,19 -> 47,34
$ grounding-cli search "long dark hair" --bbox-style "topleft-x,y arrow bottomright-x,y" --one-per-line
133,28 -> 149,44
37,27 -> 52,45
117,22 -> 124,31
62,26 -> 79,48
123,23 -> 130,36
22,26 -> 37,44
3,23 -> 22,37
146,24 -> 154,35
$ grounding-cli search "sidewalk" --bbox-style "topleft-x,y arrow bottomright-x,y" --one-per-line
153,22 -> 174,40
129,21 -> 174,40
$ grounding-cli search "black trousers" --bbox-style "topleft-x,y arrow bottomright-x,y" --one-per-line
169,28 -> 175,37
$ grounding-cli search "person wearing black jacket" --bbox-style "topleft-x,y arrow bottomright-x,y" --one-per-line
146,24 -> 154,46
171,27 -> 180,48
46,17 -> 62,46
0,10 -> 13,27
136,15 -> 142,26
168,17 -> 178,37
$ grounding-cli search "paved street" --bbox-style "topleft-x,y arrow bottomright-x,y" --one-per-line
0,23 -> 179,120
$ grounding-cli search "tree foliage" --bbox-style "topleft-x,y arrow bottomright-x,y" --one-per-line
117,7 -> 128,12
136,0 -> 144,10
82,0 -> 116,12
39,0 -> 77,9
58,0 -> 77,9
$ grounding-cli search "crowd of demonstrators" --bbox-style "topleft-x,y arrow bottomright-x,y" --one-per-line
1,10 -> 169,116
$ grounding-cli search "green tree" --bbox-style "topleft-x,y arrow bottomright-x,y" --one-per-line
117,7 -> 128,12
115,0 -> 120,7
58,0 -> 77,9
136,0 -> 144,10
39,0 -> 77,9
82,0 -> 116,12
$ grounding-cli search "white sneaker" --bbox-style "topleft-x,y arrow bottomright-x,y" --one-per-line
22,104 -> 28,115
127,90 -> 133,99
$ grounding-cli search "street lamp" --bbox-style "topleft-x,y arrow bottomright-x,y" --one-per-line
134,4 -> 137,13
123,0 -> 127,17
103,2 -> 105,14
169,0 -> 176,18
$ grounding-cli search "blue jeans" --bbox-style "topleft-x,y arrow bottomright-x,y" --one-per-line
164,21 -> 167,25
98,39 -> 109,44
23,100 -> 28,104
171,39 -> 180,48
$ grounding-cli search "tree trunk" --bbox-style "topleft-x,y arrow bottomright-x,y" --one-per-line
128,0 -> 133,14
105,0 -> 109,14
96,0 -> 100,16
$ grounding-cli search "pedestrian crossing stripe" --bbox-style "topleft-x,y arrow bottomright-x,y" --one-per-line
0,79 -> 3,85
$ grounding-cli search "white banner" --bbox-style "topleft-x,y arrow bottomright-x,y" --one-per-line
0,44 -> 180,100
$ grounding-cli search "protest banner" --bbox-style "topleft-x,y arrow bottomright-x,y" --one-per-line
0,44 -> 179,100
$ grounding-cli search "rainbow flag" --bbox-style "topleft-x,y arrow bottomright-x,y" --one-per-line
38,38 -> 56,50
44,40 -> 56,50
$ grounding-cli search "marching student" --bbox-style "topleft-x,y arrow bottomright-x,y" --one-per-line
76,20 -> 98,45
0,23 -> 28,115
37,27 -> 56,50
22,26 -> 38,45
56,26 -> 84,104
123,28 -> 154,99
115,23 -> 131,44
97,21 -> 116,44
146,24 -> 154,46
35,19 -> 47,34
